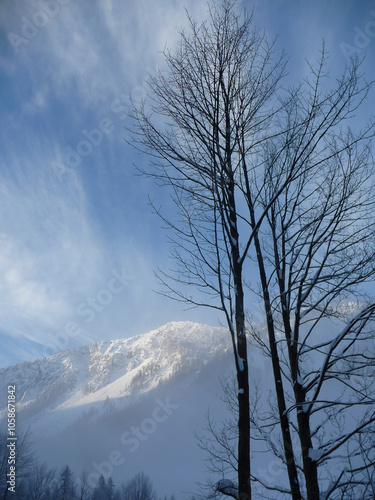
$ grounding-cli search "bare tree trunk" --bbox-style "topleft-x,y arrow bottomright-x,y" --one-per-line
287,338 -> 320,499
129,2 -> 301,497
252,227 -> 302,500
273,226 -> 320,500
234,265 -> 251,500
224,77 -> 251,498
296,406 -> 319,500
257,48 -> 375,498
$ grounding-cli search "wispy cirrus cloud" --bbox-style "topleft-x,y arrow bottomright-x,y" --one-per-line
0,138 -> 106,335
0,128 -> 186,366
1,0 -> 372,370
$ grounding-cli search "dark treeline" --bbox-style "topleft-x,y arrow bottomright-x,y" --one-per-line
1,431 -> 175,500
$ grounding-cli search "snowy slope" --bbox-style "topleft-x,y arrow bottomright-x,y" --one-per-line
1,320 -> 370,499
0,322 -> 245,497
0,322 -> 231,433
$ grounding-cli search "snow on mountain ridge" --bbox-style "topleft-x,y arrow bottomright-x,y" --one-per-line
0,322 -> 230,434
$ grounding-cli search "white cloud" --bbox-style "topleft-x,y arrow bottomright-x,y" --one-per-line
3,0 -> 211,112
0,137 -> 109,341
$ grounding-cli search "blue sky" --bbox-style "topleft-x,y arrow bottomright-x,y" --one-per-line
0,0 -> 374,367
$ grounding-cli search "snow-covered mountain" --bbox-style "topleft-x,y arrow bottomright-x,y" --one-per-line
0,322 -> 230,434
1,322 -> 260,497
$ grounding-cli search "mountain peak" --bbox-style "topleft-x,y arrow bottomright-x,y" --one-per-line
0,321 -> 230,437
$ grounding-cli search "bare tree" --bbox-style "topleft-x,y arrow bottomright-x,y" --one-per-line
129,0 -> 375,497
197,372 -> 299,499
0,429 -> 33,500
21,460 -> 56,500
77,469 -> 91,500
121,472 -> 157,500
129,2 -> 289,498
196,375 -> 240,498
201,47 -> 375,499
249,47 -> 375,499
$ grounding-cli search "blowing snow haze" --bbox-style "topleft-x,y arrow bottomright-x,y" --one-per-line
1,0 -> 375,499
0,322 -> 256,497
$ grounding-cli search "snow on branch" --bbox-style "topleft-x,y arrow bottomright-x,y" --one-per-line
216,479 -> 238,499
